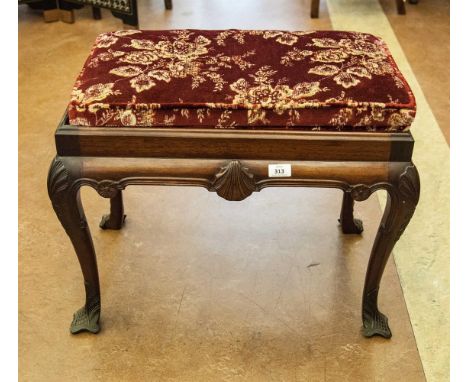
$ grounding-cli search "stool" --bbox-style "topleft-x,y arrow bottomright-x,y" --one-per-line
48,29 -> 419,338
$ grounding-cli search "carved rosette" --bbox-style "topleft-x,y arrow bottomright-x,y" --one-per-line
350,184 -> 372,201
211,161 -> 257,201
96,180 -> 123,198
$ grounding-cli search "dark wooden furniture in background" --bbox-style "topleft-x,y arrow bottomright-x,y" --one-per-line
18,0 -> 60,22
48,114 -> 419,338
21,0 -> 419,24
311,0 -> 419,18
310,0 -> 320,18
58,0 -> 173,27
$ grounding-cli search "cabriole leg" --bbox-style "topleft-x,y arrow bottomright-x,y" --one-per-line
361,164 -> 420,338
47,157 -> 101,334
100,190 -> 126,230
339,190 -> 364,234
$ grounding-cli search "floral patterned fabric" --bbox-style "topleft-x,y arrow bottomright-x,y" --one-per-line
68,29 -> 416,131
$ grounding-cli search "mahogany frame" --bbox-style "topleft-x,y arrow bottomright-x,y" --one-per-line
48,114 -> 420,338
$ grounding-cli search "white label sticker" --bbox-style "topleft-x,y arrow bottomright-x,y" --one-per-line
268,164 -> 292,177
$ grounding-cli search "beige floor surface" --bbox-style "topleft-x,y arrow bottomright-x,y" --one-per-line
324,1 -> 450,380
19,0 -> 449,381
380,0 -> 450,144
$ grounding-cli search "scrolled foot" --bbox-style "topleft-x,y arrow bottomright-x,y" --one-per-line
362,310 -> 392,339
99,214 -> 126,230
70,303 -> 101,334
339,217 -> 364,234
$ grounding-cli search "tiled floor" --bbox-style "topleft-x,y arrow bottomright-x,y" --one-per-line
19,1 -> 449,381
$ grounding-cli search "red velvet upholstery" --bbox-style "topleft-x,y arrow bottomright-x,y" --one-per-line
68,30 -> 416,131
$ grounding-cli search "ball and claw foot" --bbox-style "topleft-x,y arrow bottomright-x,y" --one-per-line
70,304 -> 101,334
362,310 -> 392,339
338,218 -> 364,234
99,214 -> 126,230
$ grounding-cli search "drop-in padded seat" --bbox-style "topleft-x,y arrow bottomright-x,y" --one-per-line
68,29 -> 416,132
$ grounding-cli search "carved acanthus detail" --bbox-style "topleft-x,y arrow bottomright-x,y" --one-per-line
398,165 -> 420,205
211,161 -> 257,201
47,158 -> 70,199
395,164 -> 420,240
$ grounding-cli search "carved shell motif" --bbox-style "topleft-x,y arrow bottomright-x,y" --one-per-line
211,161 -> 257,201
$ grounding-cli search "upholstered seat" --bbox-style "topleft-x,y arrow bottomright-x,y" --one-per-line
68,29 -> 416,132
